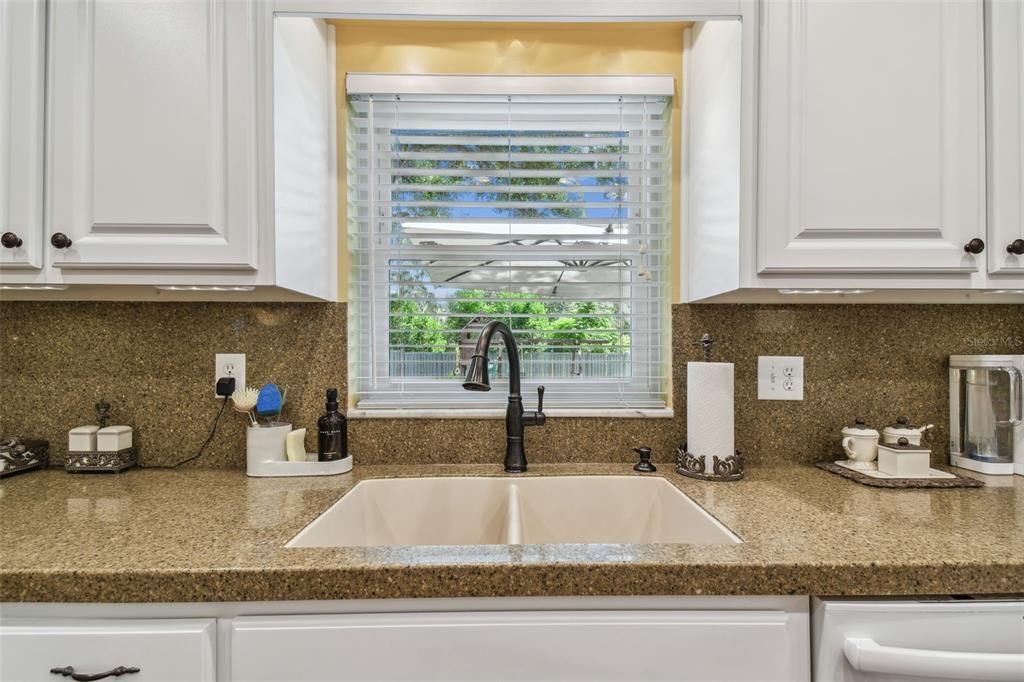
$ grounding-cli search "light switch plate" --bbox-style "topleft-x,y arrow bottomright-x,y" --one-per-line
757,356 -> 804,400
215,353 -> 246,398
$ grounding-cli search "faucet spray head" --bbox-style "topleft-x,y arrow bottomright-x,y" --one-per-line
462,354 -> 491,391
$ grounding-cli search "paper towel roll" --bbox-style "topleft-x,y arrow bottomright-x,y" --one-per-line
687,362 -> 735,471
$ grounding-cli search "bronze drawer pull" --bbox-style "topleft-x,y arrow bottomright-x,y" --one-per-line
50,666 -> 140,681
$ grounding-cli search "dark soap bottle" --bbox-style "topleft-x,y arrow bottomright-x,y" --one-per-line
317,388 -> 348,462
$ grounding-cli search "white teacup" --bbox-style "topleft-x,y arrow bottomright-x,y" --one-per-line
842,433 -> 879,469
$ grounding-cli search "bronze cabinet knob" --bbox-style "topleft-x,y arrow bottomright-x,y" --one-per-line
50,232 -> 73,249
963,238 -> 985,254
1007,239 -> 1024,256
1,232 -> 22,249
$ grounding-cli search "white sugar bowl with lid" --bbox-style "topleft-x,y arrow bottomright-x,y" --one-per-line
841,418 -> 880,469
881,417 -> 933,446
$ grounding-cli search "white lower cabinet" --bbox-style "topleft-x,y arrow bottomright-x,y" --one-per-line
228,610 -> 809,681
0,618 -> 216,682
0,598 -> 810,681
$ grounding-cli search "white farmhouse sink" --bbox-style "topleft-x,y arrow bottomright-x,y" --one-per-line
287,476 -> 740,548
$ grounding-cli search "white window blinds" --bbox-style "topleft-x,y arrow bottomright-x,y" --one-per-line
347,76 -> 672,413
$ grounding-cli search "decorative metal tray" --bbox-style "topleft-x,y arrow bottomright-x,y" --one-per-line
0,438 -> 50,478
65,447 -> 137,473
816,461 -> 983,489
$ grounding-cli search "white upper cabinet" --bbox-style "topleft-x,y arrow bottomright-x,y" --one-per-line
0,0 -> 46,273
757,0 -> 987,275
46,0 -> 258,271
988,0 -> 1024,275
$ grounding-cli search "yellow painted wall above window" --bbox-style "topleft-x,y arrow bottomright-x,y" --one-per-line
330,20 -> 686,301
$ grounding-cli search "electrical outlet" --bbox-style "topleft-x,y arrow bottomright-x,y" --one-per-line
214,353 -> 245,398
757,356 -> 804,400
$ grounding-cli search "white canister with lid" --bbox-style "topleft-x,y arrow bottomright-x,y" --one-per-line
97,425 -> 133,452
877,437 -> 932,477
841,418 -> 880,469
881,417 -> 934,446
68,425 -> 99,451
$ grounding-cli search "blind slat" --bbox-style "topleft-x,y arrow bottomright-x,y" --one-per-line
354,134 -> 664,146
364,183 -> 669,193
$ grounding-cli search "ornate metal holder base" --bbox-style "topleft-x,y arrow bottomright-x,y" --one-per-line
65,448 -> 137,473
0,438 -> 49,478
676,445 -> 745,482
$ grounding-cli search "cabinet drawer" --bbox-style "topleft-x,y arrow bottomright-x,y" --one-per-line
230,610 -> 808,681
0,618 -> 215,682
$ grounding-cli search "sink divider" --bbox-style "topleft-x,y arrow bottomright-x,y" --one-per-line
504,484 -> 523,545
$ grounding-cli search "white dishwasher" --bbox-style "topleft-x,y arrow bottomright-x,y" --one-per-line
813,597 -> 1024,682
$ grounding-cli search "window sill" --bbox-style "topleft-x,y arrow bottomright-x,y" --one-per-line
347,408 -> 674,419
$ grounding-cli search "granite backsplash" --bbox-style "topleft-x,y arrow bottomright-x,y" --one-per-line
1,302 -> 1020,469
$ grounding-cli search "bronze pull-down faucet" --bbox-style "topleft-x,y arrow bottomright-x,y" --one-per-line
462,320 -> 546,473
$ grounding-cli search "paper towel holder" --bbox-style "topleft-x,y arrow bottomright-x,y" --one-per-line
676,443 -> 745,482
695,333 -> 715,362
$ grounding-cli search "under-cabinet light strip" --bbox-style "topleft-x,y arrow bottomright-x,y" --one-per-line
154,286 -> 256,292
777,289 -> 875,295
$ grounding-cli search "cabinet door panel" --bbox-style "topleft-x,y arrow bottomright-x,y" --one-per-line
758,0 -> 985,274
988,0 -> 1024,275
230,611 -> 808,681
0,0 -> 45,271
0,618 -> 216,682
47,0 -> 257,270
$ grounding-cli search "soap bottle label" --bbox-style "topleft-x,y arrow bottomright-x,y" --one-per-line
318,427 -> 341,461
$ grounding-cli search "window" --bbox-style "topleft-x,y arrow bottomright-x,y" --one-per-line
348,75 -> 671,414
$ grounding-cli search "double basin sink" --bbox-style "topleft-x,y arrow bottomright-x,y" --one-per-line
287,476 -> 741,548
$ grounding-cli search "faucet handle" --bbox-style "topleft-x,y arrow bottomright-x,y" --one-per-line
522,386 -> 547,428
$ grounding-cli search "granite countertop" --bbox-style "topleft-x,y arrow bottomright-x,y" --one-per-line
0,463 -> 1020,603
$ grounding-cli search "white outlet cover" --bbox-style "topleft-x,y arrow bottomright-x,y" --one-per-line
215,353 -> 246,398
757,356 -> 804,401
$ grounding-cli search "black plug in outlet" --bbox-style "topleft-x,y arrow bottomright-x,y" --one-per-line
216,377 -> 236,398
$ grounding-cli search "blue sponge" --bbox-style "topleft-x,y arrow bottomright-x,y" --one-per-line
256,383 -> 283,419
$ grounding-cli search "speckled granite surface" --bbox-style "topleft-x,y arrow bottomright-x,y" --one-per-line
0,464 -> 1020,602
0,302 -> 348,469
1,302 -> 1021,469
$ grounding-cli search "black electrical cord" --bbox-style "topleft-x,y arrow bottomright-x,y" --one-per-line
140,397 -> 228,469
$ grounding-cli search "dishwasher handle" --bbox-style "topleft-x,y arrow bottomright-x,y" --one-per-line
844,637 -> 1024,681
